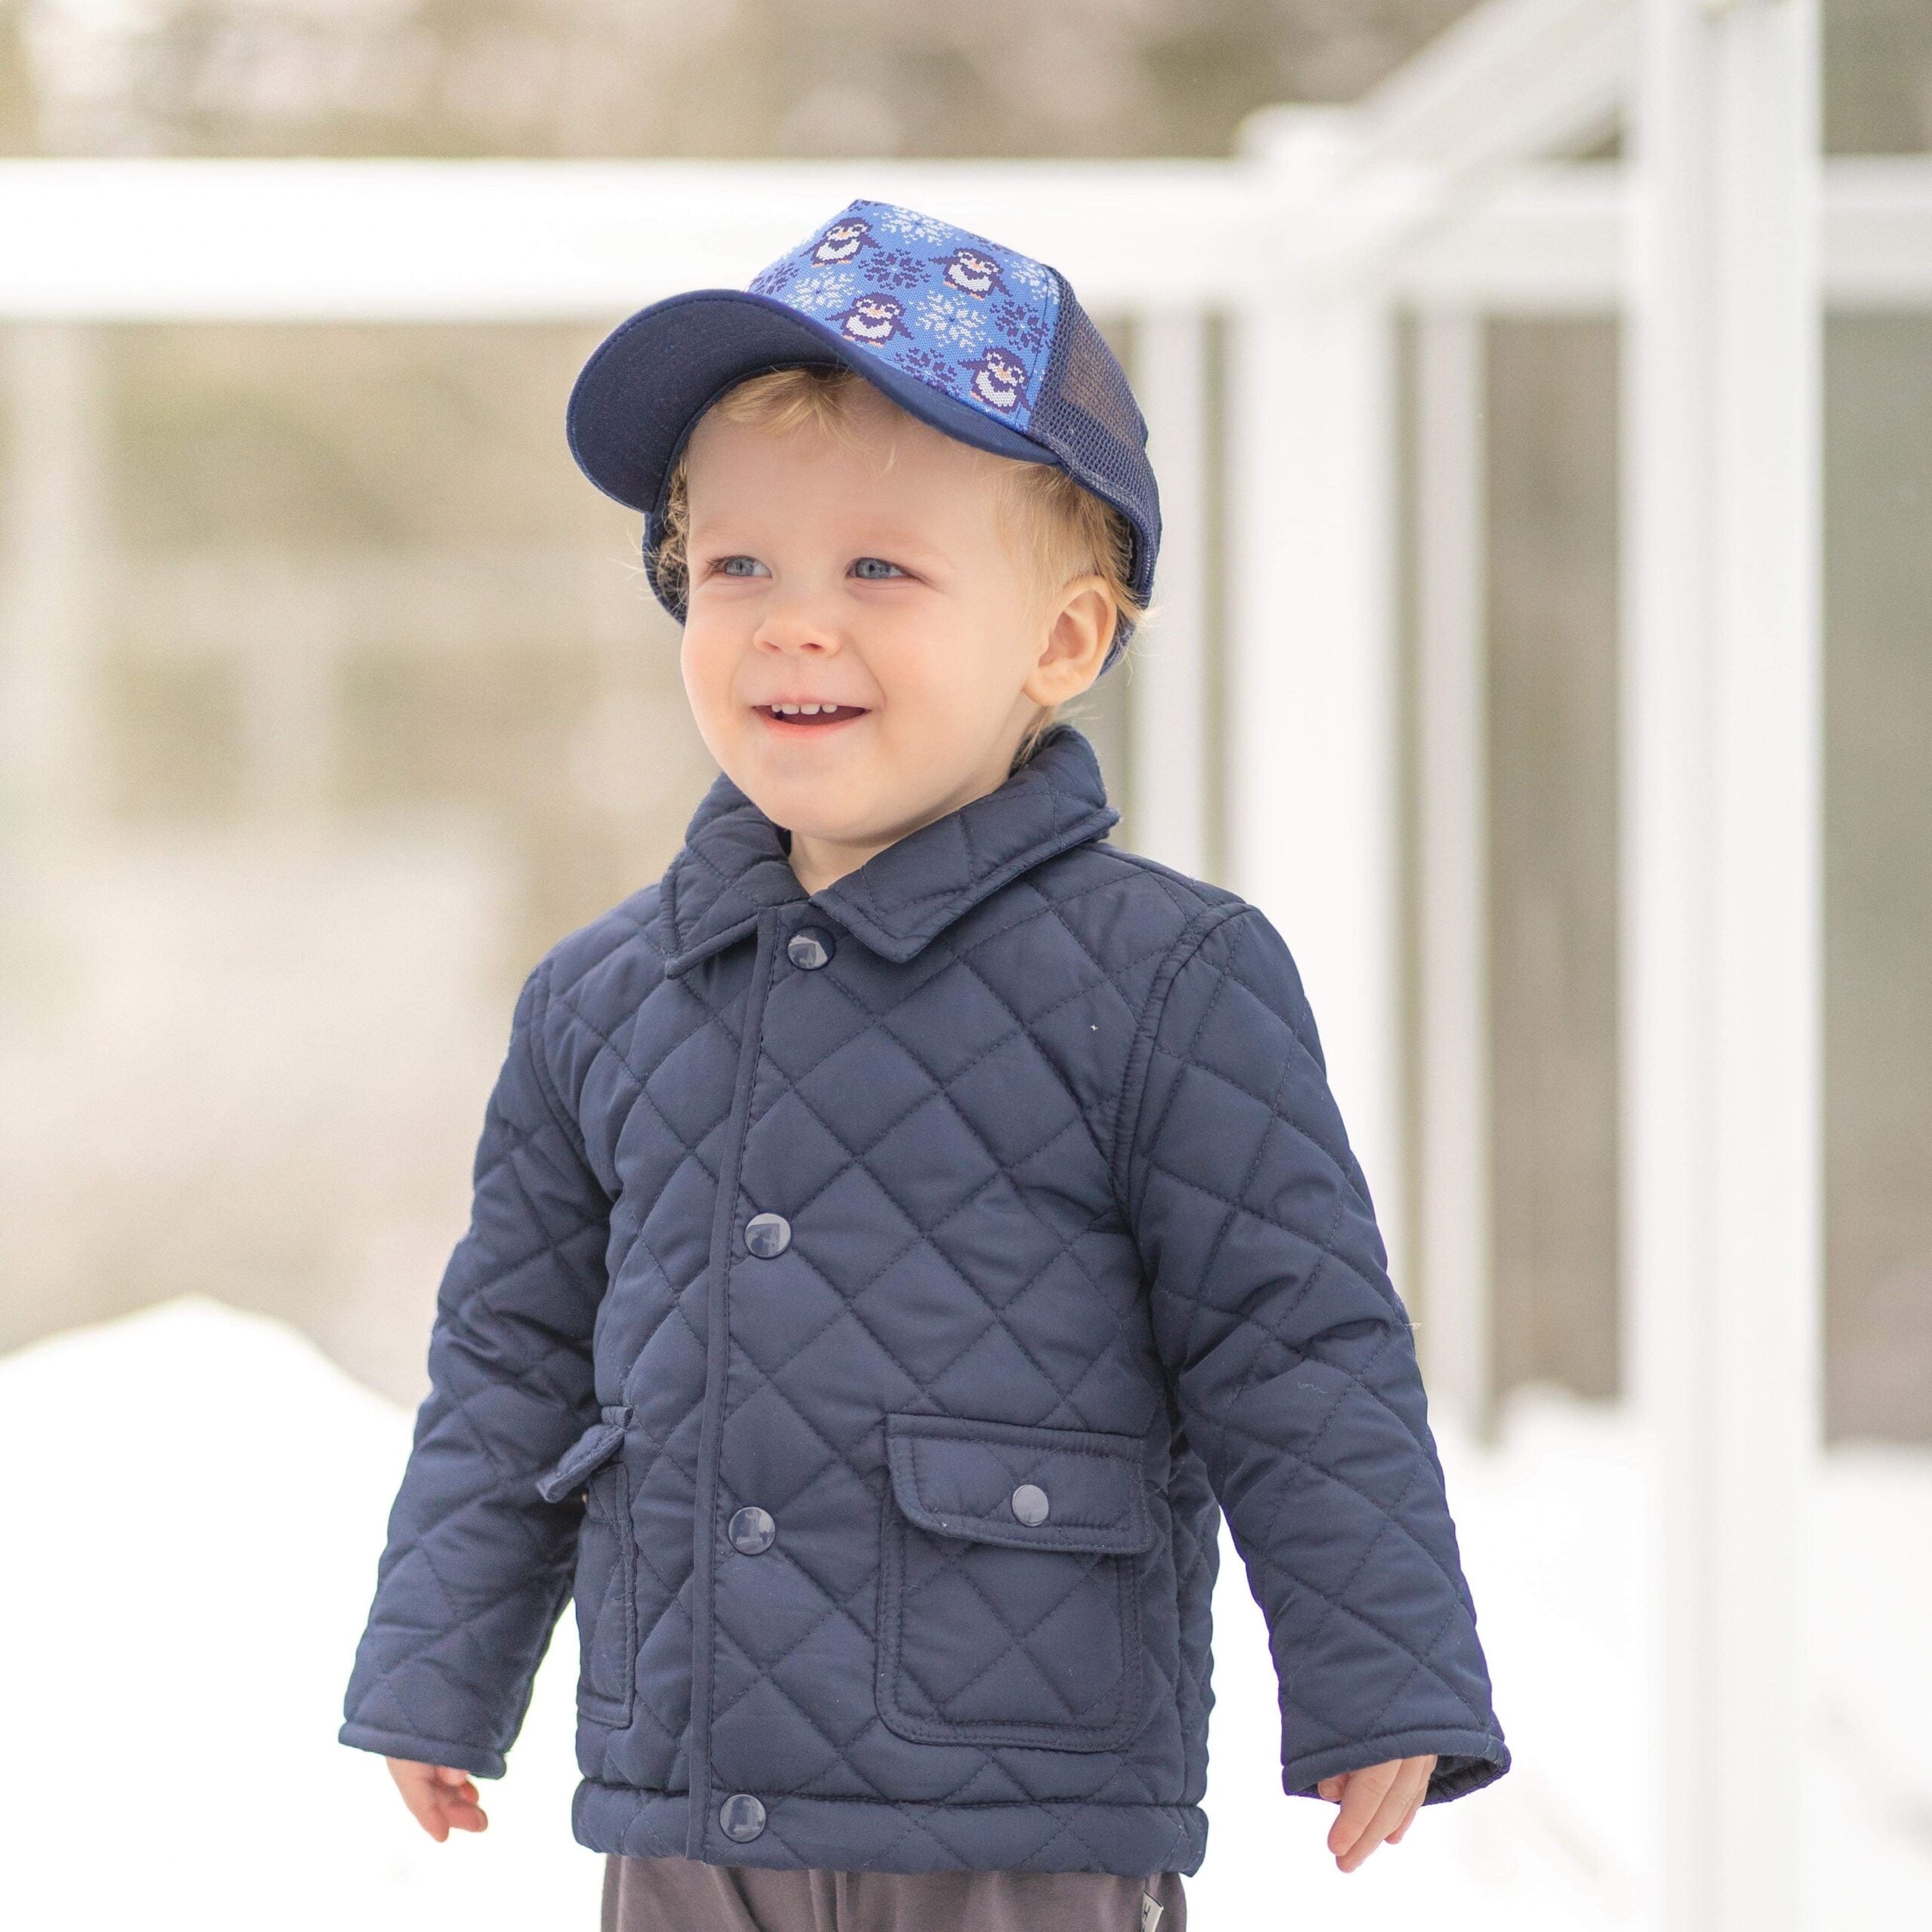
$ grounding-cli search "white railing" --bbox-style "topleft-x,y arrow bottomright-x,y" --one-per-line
4,2 -> 1930,1924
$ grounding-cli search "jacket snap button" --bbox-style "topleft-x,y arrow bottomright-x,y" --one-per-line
787,928 -> 834,971
728,1505 -> 777,1555
1011,1483 -> 1051,1527
719,1792 -> 766,1842
745,1212 -> 791,1257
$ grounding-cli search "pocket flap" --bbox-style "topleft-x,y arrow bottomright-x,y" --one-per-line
885,1414 -> 1154,1555
534,1404 -> 632,1505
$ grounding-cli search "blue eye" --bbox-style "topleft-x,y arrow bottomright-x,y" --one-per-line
851,557 -> 906,580
716,555 -> 768,578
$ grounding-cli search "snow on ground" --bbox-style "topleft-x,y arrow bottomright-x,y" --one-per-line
1,1296 -> 1927,1929
0,1297 -> 599,1930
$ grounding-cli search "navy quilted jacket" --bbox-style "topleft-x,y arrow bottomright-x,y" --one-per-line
340,721 -> 1509,1874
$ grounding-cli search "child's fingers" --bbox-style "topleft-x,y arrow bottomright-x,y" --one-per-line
384,1758 -> 489,1839
1387,1788 -> 1424,1841
1392,1755 -> 1436,1841
1325,1761 -> 1400,1862
1335,1788 -> 1406,1869
1327,1757 -> 1431,1870
430,1765 -> 488,1833
411,1789 -> 489,1839
400,1783 -> 451,1842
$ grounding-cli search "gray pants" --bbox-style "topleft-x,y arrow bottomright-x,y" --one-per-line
601,1854 -> 1186,1932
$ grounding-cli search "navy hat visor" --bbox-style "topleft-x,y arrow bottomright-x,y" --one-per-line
566,288 -> 1060,531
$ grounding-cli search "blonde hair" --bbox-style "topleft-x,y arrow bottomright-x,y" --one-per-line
654,366 -> 1144,770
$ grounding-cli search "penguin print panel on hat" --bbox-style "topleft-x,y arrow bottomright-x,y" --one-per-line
747,199 -> 1061,438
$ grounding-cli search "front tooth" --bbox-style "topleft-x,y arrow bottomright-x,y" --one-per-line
775,703 -> 798,715
801,703 -> 823,715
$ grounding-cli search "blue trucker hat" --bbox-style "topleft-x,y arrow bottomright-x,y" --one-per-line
565,198 -> 1160,673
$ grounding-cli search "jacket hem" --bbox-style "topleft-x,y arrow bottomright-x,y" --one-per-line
574,1780 -> 1210,1875
1281,1725 -> 1511,1805
337,1720 -> 508,1780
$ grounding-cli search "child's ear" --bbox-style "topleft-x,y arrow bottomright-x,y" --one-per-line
1027,574 -> 1115,706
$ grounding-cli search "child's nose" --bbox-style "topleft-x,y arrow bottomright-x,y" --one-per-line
753,592 -> 844,654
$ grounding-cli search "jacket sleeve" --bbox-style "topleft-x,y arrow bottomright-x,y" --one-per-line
1119,904 -> 1509,1805
339,955 -> 611,1778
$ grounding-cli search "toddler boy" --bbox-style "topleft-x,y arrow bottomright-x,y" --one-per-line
341,199 -> 1509,1931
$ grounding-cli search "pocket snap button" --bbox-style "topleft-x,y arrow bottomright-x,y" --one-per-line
728,1505 -> 777,1555
745,1212 -> 791,1257
1010,1482 -> 1051,1527
719,1792 -> 766,1842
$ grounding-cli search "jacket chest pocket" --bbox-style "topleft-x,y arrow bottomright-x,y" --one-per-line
875,1414 -> 1155,1755
536,1404 -> 637,1729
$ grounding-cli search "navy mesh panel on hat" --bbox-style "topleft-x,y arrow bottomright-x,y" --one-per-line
1029,284 -> 1161,611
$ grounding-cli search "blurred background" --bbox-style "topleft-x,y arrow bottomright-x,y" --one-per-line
0,0 -> 1927,1926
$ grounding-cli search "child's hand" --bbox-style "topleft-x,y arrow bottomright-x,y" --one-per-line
385,1757 -> 490,1841
1315,1753 -> 1435,1872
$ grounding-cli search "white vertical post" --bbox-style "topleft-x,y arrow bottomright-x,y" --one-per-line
1227,116 -> 1405,1292
1413,309 -> 1494,1435
1624,4 -> 1822,1930
0,322 -> 106,839
1131,311 -> 1211,880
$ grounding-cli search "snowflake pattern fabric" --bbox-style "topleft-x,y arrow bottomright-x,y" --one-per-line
745,198 -> 1062,432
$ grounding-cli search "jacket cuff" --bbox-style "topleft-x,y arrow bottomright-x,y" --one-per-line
1282,1726 -> 1512,1806
337,1720 -> 508,1780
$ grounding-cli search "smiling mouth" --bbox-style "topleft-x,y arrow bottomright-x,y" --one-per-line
755,703 -> 869,728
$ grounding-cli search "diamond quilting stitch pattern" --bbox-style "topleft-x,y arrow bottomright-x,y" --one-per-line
337,721 -> 1512,1875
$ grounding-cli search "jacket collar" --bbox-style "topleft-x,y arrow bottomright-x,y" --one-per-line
656,721 -> 1121,977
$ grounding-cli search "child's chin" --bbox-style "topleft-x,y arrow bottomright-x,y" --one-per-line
745,766 -> 870,829
746,733 -> 872,788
